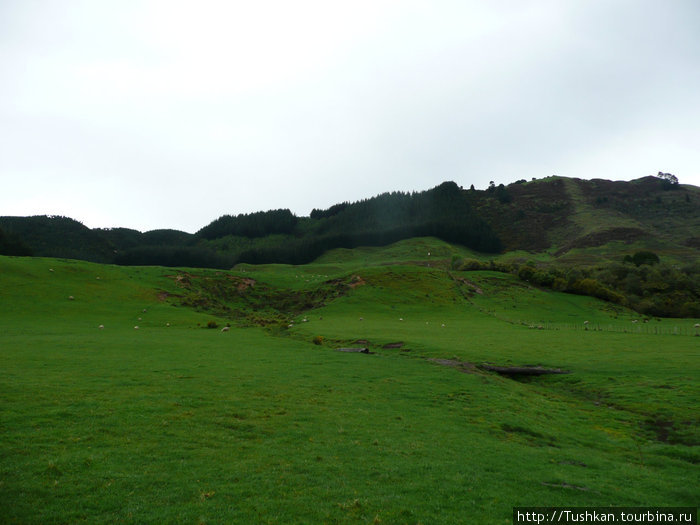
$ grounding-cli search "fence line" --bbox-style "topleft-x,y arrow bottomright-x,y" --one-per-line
516,321 -> 699,336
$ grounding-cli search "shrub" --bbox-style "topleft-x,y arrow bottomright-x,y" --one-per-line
455,258 -> 485,271
312,335 -> 324,346
206,320 -> 219,329
569,279 -> 626,305
531,270 -> 555,287
518,265 -> 536,281
552,277 -> 567,291
495,184 -> 512,203
631,251 -> 660,267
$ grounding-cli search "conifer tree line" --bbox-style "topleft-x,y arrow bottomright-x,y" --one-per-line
0,182 -> 500,267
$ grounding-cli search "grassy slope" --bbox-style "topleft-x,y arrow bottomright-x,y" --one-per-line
0,245 -> 698,524
469,176 -> 700,266
549,178 -> 699,265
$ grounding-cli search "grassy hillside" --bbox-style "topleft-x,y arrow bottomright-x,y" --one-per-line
1,240 -> 697,523
470,176 -> 700,264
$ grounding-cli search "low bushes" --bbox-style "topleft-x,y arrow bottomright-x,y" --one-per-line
451,256 -> 699,318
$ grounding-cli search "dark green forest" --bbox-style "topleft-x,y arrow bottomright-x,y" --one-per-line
233,182 -> 501,265
1,182 -> 501,268
0,226 -> 33,256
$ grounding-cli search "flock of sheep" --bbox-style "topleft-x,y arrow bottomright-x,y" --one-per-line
55,266 -> 700,336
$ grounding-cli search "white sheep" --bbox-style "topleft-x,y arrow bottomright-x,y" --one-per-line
134,326 -> 139,330
98,324 -> 104,329
68,296 -> 74,300
221,326 -> 230,332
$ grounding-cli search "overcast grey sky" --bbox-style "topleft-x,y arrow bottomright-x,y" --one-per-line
1,0 -> 699,233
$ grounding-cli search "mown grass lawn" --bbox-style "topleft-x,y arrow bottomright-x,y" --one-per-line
1,254 -> 697,523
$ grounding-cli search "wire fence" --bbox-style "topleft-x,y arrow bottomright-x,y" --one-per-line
518,321 -> 700,336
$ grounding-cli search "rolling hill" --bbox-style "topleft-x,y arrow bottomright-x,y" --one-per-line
2,175 -> 697,266
3,174 -> 698,317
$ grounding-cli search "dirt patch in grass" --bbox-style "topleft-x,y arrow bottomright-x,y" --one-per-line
236,277 -> 256,291
165,271 -> 357,326
337,347 -> 373,354
541,481 -> 589,491
348,275 -> 365,288
453,276 -> 484,294
428,359 -> 476,374
479,364 -> 570,377
642,416 -> 698,446
502,423 -> 558,447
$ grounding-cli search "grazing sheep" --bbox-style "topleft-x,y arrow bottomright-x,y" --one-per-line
143,309 -> 147,313
399,318 -> 404,321
68,296 -> 74,300
166,322 -> 170,327
98,324 -> 104,329
49,269 -> 54,272
134,326 -> 139,330
441,323 -> 445,328
359,317 -> 364,321
138,317 -> 142,321
221,326 -> 230,332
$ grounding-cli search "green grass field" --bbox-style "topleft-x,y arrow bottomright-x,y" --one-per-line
1,241 -> 698,523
